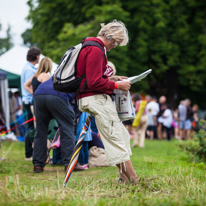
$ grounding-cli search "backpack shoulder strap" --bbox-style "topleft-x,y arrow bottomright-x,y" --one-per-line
82,41 -> 106,60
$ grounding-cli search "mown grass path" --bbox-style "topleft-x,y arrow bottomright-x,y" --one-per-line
0,139 -> 206,206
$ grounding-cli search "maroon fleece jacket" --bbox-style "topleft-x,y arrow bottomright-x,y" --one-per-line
76,37 -> 115,99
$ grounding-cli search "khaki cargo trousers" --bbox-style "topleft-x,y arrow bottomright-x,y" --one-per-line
79,94 -> 132,165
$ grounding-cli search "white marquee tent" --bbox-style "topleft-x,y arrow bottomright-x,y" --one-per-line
0,45 -> 58,75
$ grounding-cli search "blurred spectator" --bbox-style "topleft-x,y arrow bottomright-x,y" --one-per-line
146,95 -> 159,138
21,47 -> 41,161
192,104 -> 199,117
172,109 -> 179,139
192,112 -> 200,133
157,96 -> 167,139
14,91 -> 25,138
132,93 -> 148,147
32,78 -> 84,173
161,104 -> 173,141
146,96 -> 159,116
89,132 -> 105,149
9,91 -> 17,134
76,112 -> 92,169
145,95 -> 152,104
123,119 -> 133,138
191,104 -> 200,133
24,57 -> 52,128
185,98 -> 193,139
91,116 -> 98,134
146,108 -> 155,140
178,99 -> 193,140
178,100 -> 187,140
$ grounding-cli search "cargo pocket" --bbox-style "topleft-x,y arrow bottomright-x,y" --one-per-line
109,120 -> 114,136
79,100 -> 90,114
109,119 -> 124,143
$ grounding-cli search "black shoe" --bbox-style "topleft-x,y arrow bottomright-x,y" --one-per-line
65,165 -> 85,172
34,166 -> 43,173
118,178 -> 125,184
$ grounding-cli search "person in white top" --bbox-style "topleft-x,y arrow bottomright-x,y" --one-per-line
161,104 -> 173,141
145,95 -> 159,139
146,96 -> 159,116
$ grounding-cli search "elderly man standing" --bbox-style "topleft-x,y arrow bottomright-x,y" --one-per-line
21,47 -> 41,161
77,20 -> 139,184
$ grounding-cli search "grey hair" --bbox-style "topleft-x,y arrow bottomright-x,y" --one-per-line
97,20 -> 129,46
145,95 -> 152,101
185,98 -> 191,103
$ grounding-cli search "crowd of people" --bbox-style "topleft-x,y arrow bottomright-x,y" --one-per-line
8,90 -> 25,139
2,20 -> 201,185
124,94 -> 201,149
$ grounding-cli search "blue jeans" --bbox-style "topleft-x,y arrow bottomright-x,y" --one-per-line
179,119 -> 192,130
78,141 -> 89,165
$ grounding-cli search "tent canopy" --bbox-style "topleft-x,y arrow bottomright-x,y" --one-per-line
0,45 -> 58,89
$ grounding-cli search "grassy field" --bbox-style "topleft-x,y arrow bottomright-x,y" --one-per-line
0,139 -> 206,206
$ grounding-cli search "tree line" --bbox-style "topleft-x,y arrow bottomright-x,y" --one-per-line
23,0 -> 206,109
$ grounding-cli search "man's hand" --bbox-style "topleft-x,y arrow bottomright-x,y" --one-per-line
117,81 -> 131,91
109,75 -> 128,82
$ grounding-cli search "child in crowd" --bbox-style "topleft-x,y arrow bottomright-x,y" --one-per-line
172,109 -> 179,139
76,112 -> 92,169
146,108 -> 155,140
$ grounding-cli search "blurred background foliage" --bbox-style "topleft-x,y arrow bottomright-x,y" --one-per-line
22,0 -> 206,108
0,23 -> 13,55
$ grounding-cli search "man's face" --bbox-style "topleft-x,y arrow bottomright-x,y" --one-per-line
105,39 -> 121,51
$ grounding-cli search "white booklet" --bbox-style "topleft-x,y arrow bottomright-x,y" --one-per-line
114,69 -> 152,121
118,69 -> 152,84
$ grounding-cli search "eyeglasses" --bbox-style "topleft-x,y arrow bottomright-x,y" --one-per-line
112,40 -> 120,46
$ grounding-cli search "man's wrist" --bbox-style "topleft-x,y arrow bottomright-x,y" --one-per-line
114,82 -> 118,89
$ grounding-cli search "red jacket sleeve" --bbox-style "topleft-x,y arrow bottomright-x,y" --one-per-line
85,47 -> 115,92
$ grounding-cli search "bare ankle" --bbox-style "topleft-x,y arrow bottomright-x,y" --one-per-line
130,176 -> 141,184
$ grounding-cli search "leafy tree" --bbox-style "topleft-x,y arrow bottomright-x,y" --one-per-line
24,0 -> 206,108
0,23 -> 13,55
121,0 -> 206,108
21,28 -> 36,47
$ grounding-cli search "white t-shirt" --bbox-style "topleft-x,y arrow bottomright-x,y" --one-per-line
146,101 -> 159,116
162,109 -> 172,128
16,96 -> 23,116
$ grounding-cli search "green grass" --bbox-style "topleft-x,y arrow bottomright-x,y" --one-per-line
0,139 -> 206,206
